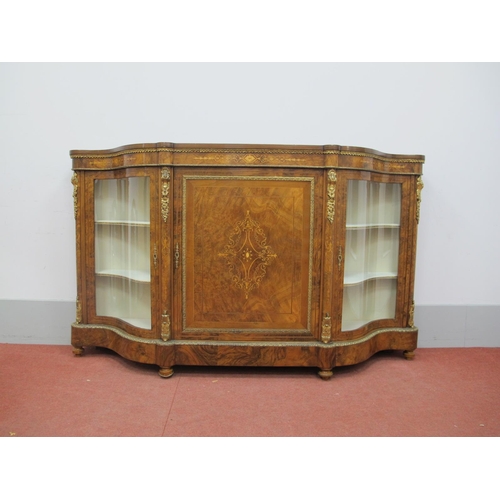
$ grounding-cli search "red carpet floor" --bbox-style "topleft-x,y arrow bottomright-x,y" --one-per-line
1,344 -> 499,437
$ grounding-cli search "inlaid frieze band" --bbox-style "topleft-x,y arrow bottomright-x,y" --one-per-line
70,147 -> 424,163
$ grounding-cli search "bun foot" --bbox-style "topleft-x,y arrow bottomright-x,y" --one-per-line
403,350 -> 415,360
72,346 -> 84,356
318,369 -> 333,381
159,367 -> 174,378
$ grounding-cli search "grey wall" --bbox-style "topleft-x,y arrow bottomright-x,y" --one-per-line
1,63 -> 499,346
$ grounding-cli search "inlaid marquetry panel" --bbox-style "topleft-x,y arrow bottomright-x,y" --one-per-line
218,210 -> 278,299
179,170 -> 322,340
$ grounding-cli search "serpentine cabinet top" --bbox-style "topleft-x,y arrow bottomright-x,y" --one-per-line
70,142 -> 425,175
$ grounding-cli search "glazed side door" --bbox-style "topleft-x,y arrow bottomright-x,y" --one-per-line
332,170 -> 415,340
83,167 -> 160,339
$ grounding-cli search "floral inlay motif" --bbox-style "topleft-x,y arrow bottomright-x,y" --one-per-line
219,211 -> 278,299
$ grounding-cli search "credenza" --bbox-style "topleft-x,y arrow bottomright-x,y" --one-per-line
70,142 -> 424,379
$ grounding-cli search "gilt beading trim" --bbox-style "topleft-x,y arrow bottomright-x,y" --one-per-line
334,150 -> 423,163
182,174 -> 315,333
71,148 -> 165,159
72,322 -> 418,348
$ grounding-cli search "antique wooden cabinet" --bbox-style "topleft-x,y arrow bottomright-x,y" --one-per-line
71,143 -> 424,379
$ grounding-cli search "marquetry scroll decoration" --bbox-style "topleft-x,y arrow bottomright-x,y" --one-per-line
416,176 -> 424,224
161,168 -> 170,222
326,170 -> 337,223
161,311 -> 171,341
321,313 -> 332,343
71,172 -> 78,219
219,211 -> 278,299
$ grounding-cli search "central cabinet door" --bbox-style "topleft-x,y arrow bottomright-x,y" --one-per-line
173,168 -> 323,342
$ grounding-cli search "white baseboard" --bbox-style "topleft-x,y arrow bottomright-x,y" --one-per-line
1,300 -> 499,347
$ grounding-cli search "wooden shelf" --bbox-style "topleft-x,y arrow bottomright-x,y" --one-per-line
95,269 -> 151,283
344,272 -> 398,286
95,220 -> 150,227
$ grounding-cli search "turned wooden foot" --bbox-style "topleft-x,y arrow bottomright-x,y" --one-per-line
403,350 -> 415,360
159,367 -> 174,378
72,346 -> 84,356
318,369 -> 333,381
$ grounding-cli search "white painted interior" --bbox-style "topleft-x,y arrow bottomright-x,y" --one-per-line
1,63 -> 499,308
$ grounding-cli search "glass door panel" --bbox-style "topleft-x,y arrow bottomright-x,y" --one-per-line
342,180 -> 401,331
94,177 -> 151,329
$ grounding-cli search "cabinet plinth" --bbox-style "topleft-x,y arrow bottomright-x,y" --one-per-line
71,142 -> 424,379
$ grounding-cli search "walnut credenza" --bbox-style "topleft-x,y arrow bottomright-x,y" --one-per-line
70,143 -> 424,379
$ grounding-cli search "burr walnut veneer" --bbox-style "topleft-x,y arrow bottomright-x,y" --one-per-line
70,143 -> 424,379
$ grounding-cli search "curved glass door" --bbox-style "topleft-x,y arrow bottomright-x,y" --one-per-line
94,177 -> 151,329
342,180 -> 401,331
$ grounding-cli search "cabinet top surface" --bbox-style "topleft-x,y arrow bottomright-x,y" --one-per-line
70,142 -> 424,174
